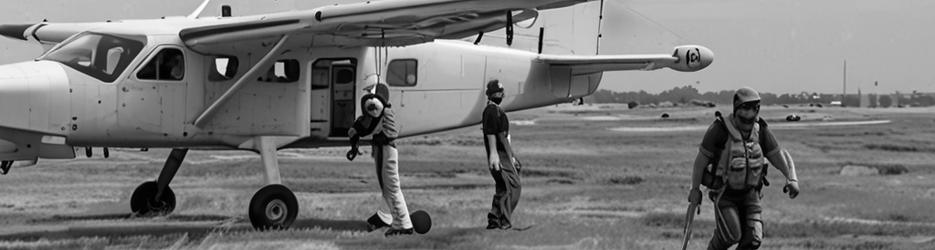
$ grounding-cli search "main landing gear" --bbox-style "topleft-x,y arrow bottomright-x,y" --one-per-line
247,137 -> 298,230
130,148 -> 186,216
128,137 -> 298,230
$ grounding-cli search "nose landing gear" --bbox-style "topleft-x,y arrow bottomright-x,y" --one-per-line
0,161 -> 12,175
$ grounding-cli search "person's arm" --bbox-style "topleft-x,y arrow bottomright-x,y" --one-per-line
688,122 -> 723,205
766,150 -> 798,199
496,132 -> 515,160
486,135 -> 501,171
688,152 -> 709,205
482,105 -> 502,171
760,123 -> 799,199
346,116 -> 371,161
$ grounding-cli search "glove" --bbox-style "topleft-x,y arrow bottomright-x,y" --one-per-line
346,145 -> 362,161
687,188 -> 703,206
783,180 -> 799,199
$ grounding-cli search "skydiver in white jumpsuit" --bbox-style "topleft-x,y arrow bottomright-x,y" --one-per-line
347,84 -> 414,236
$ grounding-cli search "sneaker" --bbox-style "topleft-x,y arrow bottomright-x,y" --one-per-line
486,223 -> 500,230
385,227 -> 414,237
499,223 -> 512,230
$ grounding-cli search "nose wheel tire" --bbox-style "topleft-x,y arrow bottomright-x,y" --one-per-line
130,181 -> 176,216
249,184 -> 298,230
411,210 -> 432,234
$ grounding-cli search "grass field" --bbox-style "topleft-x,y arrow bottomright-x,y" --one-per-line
1,104 -> 935,249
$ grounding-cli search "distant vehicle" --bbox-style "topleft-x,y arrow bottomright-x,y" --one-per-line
690,99 -> 716,107
829,101 -> 842,107
786,114 -> 801,122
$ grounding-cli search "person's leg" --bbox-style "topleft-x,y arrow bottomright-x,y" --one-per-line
498,153 -> 520,229
379,145 -> 412,230
366,210 -> 392,231
737,190 -> 764,250
488,164 -> 508,228
707,192 -> 742,250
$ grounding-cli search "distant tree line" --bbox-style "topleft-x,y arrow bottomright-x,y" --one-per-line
587,85 -> 935,108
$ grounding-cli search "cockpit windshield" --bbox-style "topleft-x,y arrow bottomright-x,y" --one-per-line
39,33 -> 145,83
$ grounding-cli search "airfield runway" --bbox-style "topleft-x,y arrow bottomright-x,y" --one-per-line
1,105 -> 935,249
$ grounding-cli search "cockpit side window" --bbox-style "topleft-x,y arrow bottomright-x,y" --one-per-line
39,33 -> 145,83
137,48 -> 185,81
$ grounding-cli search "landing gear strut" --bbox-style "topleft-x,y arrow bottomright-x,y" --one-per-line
248,137 -> 298,230
130,148 -> 187,216
0,161 -> 12,175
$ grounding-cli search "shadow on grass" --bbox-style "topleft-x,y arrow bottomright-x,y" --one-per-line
642,212 -> 935,238
2,213 -> 370,242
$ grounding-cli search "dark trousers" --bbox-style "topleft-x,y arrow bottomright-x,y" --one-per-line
708,189 -> 763,250
487,152 -> 522,227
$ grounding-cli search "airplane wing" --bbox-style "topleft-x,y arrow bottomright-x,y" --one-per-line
538,45 -> 714,73
180,0 -> 594,53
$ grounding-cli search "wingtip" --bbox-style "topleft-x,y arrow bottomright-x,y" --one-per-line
0,24 -> 32,41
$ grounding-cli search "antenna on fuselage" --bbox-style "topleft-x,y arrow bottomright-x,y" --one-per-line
188,0 -> 211,19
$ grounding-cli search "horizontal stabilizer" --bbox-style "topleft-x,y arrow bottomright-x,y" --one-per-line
538,45 -> 713,73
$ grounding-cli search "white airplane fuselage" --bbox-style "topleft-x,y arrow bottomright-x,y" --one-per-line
0,33 -> 598,158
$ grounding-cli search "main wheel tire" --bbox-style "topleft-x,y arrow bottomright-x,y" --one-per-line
249,184 -> 298,230
130,181 -> 176,216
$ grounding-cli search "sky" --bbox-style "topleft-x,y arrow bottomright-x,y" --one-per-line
0,0 -> 932,94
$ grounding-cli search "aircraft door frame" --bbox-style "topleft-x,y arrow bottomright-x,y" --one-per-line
118,45 -> 188,136
309,58 -> 357,138
330,62 -> 356,137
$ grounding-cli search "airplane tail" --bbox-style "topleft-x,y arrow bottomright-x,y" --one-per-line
536,45 -> 713,99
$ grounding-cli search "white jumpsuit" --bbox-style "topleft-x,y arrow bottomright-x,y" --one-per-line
353,108 -> 412,229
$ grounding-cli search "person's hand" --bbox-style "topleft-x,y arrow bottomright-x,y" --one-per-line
346,146 -> 361,161
489,157 -> 501,171
687,188 -> 703,206
783,179 -> 799,199
511,157 -> 521,173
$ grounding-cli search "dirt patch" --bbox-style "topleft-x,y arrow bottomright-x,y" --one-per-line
840,162 -> 910,176
605,176 -> 644,185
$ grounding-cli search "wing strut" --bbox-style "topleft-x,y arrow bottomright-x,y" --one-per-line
193,35 -> 290,127
188,0 -> 212,19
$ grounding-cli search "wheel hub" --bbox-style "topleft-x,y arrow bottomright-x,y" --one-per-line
266,199 -> 287,223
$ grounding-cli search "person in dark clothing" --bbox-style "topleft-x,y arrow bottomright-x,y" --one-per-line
481,79 -> 522,230
347,83 -> 413,237
687,87 -> 801,249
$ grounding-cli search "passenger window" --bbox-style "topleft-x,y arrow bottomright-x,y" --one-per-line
209,56 -> 239,81
137,48 -> 185,81
387,59 -> 417,87
260,59 -> 299,83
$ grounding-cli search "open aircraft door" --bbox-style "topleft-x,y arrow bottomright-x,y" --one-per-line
118,46 -> 187,137
309,59 -> 356,138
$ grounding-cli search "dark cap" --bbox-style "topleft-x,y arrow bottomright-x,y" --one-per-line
486,80 -> 503,96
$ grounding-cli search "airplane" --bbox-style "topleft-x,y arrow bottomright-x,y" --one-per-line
0,0 -> 712,230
